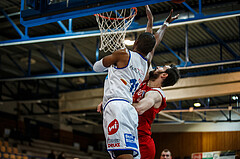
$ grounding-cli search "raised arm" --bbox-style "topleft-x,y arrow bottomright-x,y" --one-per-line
133,91 -> 162,115
145,9 -> 179,80
145,5 -> 153,34
154,9 -> 179,53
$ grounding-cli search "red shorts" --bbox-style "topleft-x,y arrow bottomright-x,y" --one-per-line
139,135 -> 155,159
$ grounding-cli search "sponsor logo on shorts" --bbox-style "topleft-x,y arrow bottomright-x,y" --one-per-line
108,143 -> 120,148
108,119 -> 119,135
107,138 -> 120,148
108,138 -> 120,143
124,133 -> 138,149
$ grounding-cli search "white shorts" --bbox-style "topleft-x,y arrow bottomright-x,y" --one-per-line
103,98 -> 140,159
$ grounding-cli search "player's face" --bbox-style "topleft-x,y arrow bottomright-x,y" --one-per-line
160,151 -> 171,159
149,65 -> 170,81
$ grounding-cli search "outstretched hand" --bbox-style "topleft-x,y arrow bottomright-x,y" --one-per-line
145,5 -> 153,33
165,9 -> 179,24
145,5 -> 153,21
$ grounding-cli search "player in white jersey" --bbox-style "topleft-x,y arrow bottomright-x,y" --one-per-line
93,22 -> 156,159
95,6 -> 180,159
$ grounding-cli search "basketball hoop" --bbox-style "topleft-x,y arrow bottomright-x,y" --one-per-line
94,7 -> 137,53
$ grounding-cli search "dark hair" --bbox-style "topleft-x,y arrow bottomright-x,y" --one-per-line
136,32 -> 156,55
162,149 -> 171,154
162,64 -> 180,87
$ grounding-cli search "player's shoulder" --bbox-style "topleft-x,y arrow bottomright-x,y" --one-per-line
147,88 -> 163,97
112,48 -> 129,62
113,48 -> 129,55
150,88 -> 166,99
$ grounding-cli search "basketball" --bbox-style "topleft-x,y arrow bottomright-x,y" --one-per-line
171,0 -> 185,4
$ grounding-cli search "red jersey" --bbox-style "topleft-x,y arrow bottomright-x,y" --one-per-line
133,80 -> 167,137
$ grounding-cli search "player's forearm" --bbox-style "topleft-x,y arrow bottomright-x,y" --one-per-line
145,5 -> 153,33
155,22 -> 168,46
147,23 -> 168,63
134,98 -> 155,115
146,22 -> 153,33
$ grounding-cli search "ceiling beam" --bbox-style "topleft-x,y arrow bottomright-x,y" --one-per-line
155,39 -> 238,57
158,112 -> 185,123
1,10 -> 240,46
0,71 -> 107,82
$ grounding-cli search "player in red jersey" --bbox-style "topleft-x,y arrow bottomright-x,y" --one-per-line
132,7 -> 180,159
132,65 -> 179,159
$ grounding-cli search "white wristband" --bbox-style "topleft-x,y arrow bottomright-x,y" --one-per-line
164,22 -> 169,27
93,59 -> 107,72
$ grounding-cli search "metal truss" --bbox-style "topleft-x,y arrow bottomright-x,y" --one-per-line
155,95 -> 240,124
0,0 -> 240,123
155,106 -> 240,124
0,1 -> 239,81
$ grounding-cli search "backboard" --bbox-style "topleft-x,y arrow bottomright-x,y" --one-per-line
20,0 -> 166,27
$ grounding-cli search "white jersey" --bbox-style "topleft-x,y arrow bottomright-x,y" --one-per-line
103,50 -> 148,105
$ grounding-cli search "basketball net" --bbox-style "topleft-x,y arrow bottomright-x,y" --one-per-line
95,7 -> 137,53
